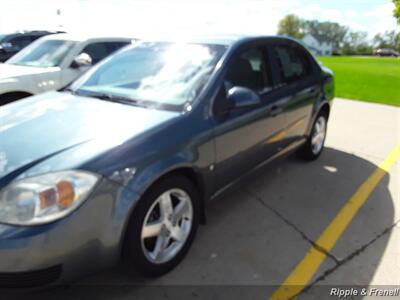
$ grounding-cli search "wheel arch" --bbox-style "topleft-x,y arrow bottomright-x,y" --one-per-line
118,165 -> 208,261
0,91 -> 33,105
306,101 -> 331,137
124,161 -> 208,231
141,166 -> 207,225
319,102 -> 331,119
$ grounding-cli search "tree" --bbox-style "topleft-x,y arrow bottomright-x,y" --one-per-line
394,0 -> 400,24
373,31 -> 400,50
277,14 -> 305,39
303,20 -> 348,51
342,31 -> 372,55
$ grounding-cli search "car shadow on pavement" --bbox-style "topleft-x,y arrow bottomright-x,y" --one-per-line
3,147 -> 395,300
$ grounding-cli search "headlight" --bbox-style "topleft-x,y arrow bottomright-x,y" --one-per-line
0,171 -> 99,225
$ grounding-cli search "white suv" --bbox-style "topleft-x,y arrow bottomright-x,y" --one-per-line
0,34 -> 133,104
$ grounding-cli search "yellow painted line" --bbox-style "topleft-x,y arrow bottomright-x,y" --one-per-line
270,144 -> 400,300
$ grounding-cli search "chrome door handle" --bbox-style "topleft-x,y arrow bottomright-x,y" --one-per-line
269,105 -> 282,117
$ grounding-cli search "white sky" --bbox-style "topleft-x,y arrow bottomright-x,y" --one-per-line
0,0 -> 398,39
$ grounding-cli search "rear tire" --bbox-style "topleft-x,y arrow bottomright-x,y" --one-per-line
122,175 -> 200,277
297,111 -> 328,161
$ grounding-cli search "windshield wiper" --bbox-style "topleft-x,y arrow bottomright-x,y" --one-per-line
95,93 -> 139,104
73,89 -> 146,107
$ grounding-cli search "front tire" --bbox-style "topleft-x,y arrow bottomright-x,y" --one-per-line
123,175 -> 200,277
297,112 -> 328,161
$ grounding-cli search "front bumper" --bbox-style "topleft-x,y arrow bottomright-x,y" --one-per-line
0,178 -> 141,288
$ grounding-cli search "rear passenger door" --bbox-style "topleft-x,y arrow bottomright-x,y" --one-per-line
271,43 -> 320,145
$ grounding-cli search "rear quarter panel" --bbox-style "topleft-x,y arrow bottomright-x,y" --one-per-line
321,66 -> 334,101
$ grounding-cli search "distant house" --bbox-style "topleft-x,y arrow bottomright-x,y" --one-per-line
301,34 -> 333,56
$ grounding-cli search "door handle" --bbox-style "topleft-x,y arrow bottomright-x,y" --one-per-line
269,105 -> 282,117
308,87 -> 319,95
297,87 -> 318,97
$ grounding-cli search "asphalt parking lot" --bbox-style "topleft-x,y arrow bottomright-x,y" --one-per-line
6,98 -> 400,300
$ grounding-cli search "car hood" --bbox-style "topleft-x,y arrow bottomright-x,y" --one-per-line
0,92 -> 180,182
0,63 -> 56,79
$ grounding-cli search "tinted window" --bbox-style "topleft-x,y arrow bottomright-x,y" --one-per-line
81,42 -> 129,64
9,36 -> 32,49
106,42 -> 130,53
225,48 -> 271,93
29,35 -> 45,42
274,45 -> 312,84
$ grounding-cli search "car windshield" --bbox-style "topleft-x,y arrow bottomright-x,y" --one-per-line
70,42 -> 227,110
7,39 -> 76,67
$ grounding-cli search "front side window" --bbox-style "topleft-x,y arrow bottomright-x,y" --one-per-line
274,45 -> 312,85
9,36 -> 32,49
224,48 -> 271,93
7,39 -> 76,67
71,42 -> 227,109
80,42 -> 129,64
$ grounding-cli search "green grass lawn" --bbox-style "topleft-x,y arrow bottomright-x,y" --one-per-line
318,56 -> 400,106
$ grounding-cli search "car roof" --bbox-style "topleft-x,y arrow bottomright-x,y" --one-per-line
39,33 -> 134,43
0,30 -> 62,37
139,34 -> 298,46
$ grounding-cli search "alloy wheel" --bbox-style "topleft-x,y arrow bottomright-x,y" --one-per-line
140,188 -> 193,264
311,116 -> 327,155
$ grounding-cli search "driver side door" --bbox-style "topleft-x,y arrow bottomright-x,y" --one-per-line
212,45 -> 287,190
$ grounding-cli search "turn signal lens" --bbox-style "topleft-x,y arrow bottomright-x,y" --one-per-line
56,181 -> 75,208
38,181 -> 76,210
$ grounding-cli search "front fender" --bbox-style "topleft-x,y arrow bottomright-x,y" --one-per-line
0,78 -> 36,95
125,151 -> 209,198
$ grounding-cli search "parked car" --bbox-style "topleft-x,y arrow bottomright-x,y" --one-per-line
0,30 -> 65,62
0,35 -> 334,288
0,34 -> 133,104
374,48 -> 400,57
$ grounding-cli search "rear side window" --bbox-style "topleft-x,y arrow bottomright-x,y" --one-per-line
273,45 -> 312,85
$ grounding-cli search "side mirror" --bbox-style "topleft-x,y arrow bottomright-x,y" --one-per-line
227,86 -> 261,110
71,53 -> 92,69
